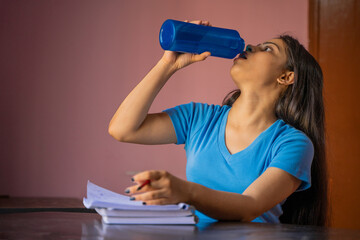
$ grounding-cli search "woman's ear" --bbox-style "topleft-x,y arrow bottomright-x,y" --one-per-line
277,71 -> 294,85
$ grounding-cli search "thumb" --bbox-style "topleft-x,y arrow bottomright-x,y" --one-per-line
192,51 -> 211,62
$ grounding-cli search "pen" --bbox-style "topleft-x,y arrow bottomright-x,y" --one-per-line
136,179 -> 151,191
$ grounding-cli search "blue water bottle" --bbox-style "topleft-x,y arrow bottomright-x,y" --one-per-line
159,19 -> 245,59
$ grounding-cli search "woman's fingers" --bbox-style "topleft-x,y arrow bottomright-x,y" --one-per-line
184,20 -> 212,62
124,184 -> 149,194
125,170 -> 188,205
185,20 -> 212,26
161,19 -> 212,70
145,198 -> 169,205
130,189 -> 168,202
201,20 -> 211,26
124,178 -> 163,194
125,170 -> 169,194
190,20 -> 202,24
132,170 -> 165,183
192,51 -> 211,62
125,171 -> 172,201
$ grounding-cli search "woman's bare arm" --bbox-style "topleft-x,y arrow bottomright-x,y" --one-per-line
108,21 -> 211,144
108,59 -> 178,144
128,167 -> 301,222
187,167 -> 301,221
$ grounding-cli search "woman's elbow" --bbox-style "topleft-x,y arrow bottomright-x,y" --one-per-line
240,214 -> 258,223
216,210 -> 259,223
221,212 -> 256,223
230,207 -> 261,223
108,125 -> 126,142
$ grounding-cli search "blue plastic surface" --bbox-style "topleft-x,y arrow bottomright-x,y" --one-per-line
159,19 -> 245,59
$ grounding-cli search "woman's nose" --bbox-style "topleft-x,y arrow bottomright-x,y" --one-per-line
245,45 -> 254,52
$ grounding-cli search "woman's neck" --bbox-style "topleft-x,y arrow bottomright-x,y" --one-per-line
228,90 -> 278,131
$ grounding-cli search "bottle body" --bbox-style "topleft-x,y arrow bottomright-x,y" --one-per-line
159,19 -> 245,59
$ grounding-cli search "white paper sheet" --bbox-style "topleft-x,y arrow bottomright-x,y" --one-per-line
83,180 -> 190,211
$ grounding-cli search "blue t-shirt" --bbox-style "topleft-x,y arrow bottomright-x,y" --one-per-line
163,102 -> 314,223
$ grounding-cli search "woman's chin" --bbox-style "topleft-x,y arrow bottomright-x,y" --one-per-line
230,64 -> 243,79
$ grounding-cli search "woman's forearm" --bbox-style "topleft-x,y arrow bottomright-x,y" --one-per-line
187,181 -> 258,222
108,59 -> 176,140
126,170 -> 257,221
128,169 -> 292,222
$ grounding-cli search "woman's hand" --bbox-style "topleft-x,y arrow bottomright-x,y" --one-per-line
160,20 -> 211,71
124,170 -> 192,205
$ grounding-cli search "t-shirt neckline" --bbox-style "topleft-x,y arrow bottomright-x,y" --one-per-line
217,108 -> 280,161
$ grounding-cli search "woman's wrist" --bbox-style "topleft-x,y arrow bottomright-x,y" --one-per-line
157,57 -> 178,77
184,180 -> 197,205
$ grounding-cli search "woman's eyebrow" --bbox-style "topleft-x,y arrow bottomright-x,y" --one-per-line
261,42 -> 281,51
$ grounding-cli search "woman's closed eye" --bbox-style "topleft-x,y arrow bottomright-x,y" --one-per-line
263,46 -> 272,52
256,44 -> 273,52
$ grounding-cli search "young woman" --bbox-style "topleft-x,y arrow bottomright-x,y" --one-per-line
108,20 -> 328,226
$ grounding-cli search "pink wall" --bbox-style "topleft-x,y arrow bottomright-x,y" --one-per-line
0,0 -> 308,198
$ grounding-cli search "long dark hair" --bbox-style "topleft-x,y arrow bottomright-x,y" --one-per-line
222,35 -> 329,226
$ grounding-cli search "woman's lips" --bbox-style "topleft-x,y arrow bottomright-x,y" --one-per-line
239,52 -> 247,59
233,52 -> 247,62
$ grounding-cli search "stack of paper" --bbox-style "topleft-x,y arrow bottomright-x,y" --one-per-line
83,181 -> 197,224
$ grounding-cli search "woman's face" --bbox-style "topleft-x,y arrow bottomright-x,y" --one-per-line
230,38 -> 288,90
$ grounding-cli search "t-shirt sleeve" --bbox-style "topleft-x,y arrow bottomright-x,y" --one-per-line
162,102 -> 213,145
269,132 -> 314,192
162,102 -> 196,145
